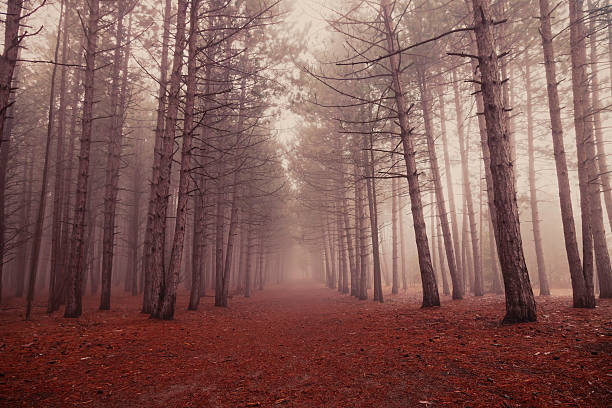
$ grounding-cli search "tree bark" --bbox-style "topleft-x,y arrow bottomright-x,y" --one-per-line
470,0 -> 536,323
153,0 -> 199,319
451,68 -> 483,296
588,2 -> 612,298
391,173 -> 399,294
100,5 -> 126,311
64,0 -> 98,318
24,1 -> 63,318
569,0 -> 598,308
141,0 -> 172,314
354,160 -> 367,300
537,0 -> 588,306
48,2 -> 71,312
436,84 -> 463,298
524,55 -> 550,296
364,136 -> 383,302
420,69 -> 462,300
381,0 -> 439,307
149,0 -> 188,317
0,0 -> 23,155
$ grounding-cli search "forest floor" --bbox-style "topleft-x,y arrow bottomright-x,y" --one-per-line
0,281 -> 611,408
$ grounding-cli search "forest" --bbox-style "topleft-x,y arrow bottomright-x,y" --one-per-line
0,0 -> 611,406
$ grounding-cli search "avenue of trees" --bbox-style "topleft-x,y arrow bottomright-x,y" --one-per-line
0,0 -> 610,324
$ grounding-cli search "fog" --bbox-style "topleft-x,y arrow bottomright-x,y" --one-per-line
0,0 -> 611,405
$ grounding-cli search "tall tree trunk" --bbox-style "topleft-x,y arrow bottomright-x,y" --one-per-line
220,176 -> 239,307
538,0 -> 588,306
64,0 -> 98,318
189,181 -> 204,309
0,46 -> 21,304
154,0 -> 199,319
451,68 -> 483,296
420,68 -> 462,300
391,174 -> 399,294
524,55 -> 550,296
588,2 -> 612,298
355,160 -> 367,300
569,0 -> 598,308
381,0 -> 439,307
437,84 -> 463,298
470,0 -> 536,323
56,48 -> 83,310
142,0 -> 172,314
399,193 -> 407,291
335,205 -> 348,293
436,203 -> 450,295
100,5 -> 126,311
128,155 -> 141,297
244,214 -> 254,298
364,136 -> 383,302
339,166 -> 357,296
149,0 -> 188,317
25,1 -> 64,318
48,2 -> 71,312
15,150 -> 33,298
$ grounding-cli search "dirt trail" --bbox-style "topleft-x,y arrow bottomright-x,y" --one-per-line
1,281 -> 611,407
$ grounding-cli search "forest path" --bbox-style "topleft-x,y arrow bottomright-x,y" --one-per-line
0,282 -> 611,407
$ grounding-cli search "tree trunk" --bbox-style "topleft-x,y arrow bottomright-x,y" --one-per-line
569,0 -> 598,309
48,3 -> 71,312
436,204 -> 450,295
335,205 -> 348,293
141,0 -> 172,314
330,221 -> 338,289
153,0 -> 199,319
64,0 -> 98,318
524,55 -> 550,296
0,0 -> 23,155
451,68 -> 483,296
420,69 -> 462,299
381,0 -> 439,307
244,216 -> 254,298
189,181 -> 204,309
128,155 -> 141,297
537,0 -> 587,306
588,2 -> 612,298
24,2 -> 63,318
470,0 -> 536,323
437,84 -> 463,298
220,176 -> 239,307
364,136 -> 383,302
100,5 -> 126,311
399,193 -> 407,291
149,0 -> 188,317
391,174 -> 399,294
355,160 -> 367,300
339,167 -> 357,296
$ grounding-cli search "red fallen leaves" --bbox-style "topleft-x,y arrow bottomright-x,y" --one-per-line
0,281 -> 611,407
